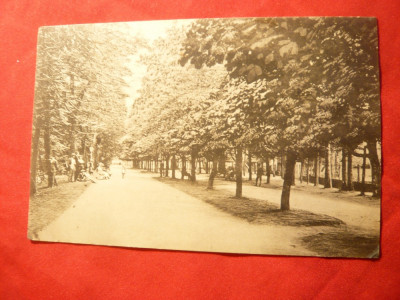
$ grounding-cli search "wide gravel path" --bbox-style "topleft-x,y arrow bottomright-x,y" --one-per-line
38,168 -> 315,255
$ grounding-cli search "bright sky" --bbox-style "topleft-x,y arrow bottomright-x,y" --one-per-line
122,19 -> 194,112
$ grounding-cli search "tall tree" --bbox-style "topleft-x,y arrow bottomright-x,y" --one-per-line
31,24 -> 141,194
179,17 -> 381,208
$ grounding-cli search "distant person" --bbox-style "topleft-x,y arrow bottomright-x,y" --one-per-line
96,162 -> 104,176
105,165 -> 112,177
49,156 -> 58,187
88,161 -> 94,174
225,166 -> 235,181
69,154 -> 76,182
96,162 -> 110,180
122,165 -> 126,179
160,162 -> 164,177
74,152 -> 80,181
78,155 -> 85,168
97,162 -> 104,173
63,156 -> 70,174
255,164 -> 263,187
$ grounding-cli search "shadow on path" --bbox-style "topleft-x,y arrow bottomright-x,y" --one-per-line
156,176 -> 380,258
155,177 -> 344,227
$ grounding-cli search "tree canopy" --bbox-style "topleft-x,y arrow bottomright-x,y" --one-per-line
31,18 -> 381,207
31,23 -> 143,193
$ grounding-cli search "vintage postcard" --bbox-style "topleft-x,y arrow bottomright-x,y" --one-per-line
28,17 -> 381,258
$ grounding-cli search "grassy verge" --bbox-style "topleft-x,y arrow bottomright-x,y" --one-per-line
240,177 -> 380,206
156,176 -> 380,258
28,181 -> 90,239
155,177 -> 343,227
301,230 -> 380,258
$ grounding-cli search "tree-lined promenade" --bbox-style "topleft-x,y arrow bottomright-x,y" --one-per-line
31,167 -> 379,257
30,24 -> 142,194
31,18 -> 381,213
123,18 -> 381,211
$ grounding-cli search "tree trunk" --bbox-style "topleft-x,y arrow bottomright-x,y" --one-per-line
205,160 -> 209,174
235,146 -> 243,198
155,155 -> 159,173
30,125 -> 41,195
292,163 -> 296,186
299,160 -> 303,184
317,154 -> 321,186
266,157 -> 271,184
281,154 -> 285,179
334,150 -> 338,180
314,154 -> 319,187
330,148 -> 334,187
69,116 -> 77,156
181,155 -> 186,180
361,146 -> 367,196
172,155 -> 176,179
324,145 -> 332,188
341,148 -> 347,191
248,150 -> 252,181
190,148 -> 197,182
306,158 -> 310,184
218,153 -> 226,175
347,150 -> 354,191
44,120 -> 52,188
69,74 -> 76,155
93,134 -> 100,169
165,155 -> 170,177
207,159 -> 218,189
367,140 -> 381,197
272,157 -> 276,176
280,152 -> 297,211
81,136 -> 85,165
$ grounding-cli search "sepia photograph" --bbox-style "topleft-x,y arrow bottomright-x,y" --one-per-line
28,17 -> 381,258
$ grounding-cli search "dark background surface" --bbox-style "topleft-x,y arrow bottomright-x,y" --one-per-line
1,0 -> 399,298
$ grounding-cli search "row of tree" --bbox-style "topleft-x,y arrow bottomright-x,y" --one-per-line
30,24 -> 141,194
123,18 -> 381,210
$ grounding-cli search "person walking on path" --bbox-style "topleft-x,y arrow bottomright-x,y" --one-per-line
122,164 -> 126,179
160,162 -> 164,177
255,163 -> 263,187
48,155 -> 58,187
